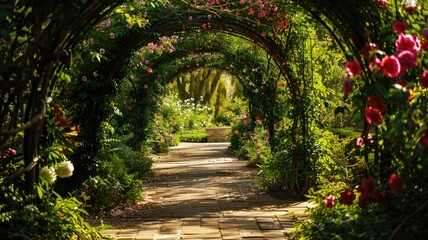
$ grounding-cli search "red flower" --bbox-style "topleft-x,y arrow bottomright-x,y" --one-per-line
343,78 -> 353,95
361,42 -> 379,59
368,93 -> 388,113
243,120 -> 247,126
358,176 -> 381,208
345,60 -> 361,77
324,195 -> 335,208
381,55 -> 401,78
388,174 -> 404,195
340,190 -> 356,206
404,5 -> 417,14
365,107 -> 383,125
395,50 -> 418,70
421,131 -> 428,146
395,34 -> 421,52
375,0 -> 388,8
360,176 -> 375,193
356,137 -> 364,147
392,20 -> 408,34
419,70 -> 428,89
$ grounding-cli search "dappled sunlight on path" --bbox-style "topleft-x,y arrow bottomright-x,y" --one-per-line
102,142 -> 310,240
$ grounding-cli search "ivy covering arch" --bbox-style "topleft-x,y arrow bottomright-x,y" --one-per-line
1,0 -> 428,239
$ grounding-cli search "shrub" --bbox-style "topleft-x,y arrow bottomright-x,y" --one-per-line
79,153 -> 143,214
241,120 -> 271,166
171,133 -> 181,146
180,132 -> 208,142
293,180 -> 428,240
0,187 -> 103,240
229,117 -> 251,151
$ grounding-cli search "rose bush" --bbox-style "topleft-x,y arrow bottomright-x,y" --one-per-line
294,1 -> 428,239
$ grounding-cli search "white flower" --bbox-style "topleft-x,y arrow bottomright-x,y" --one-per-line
55,161 -> 74,178
40,166 -> 57,184
24,204 -> 39,212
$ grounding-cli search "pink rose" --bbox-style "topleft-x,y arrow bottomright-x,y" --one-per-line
395,50 -> 418,70
340,190 -> 356,206
388,174 -> 404,195
392,20 -> 408,34
7,148 -> 17,156
395,34 -> 421,52
356,137 -> 364,147
381,55 -> 401,78
365,107 -> 383,125
324,195 -> 335,208
375,0 -> 388,8
419,70 -> 428,88
368,93 -> 388,113
345,60 -> 361,76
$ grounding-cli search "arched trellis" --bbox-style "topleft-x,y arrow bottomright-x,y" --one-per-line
111,32 -> 283,148
0,0 -> 389,194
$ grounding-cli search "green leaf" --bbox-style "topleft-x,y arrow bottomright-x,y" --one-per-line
36,186 -> 43,199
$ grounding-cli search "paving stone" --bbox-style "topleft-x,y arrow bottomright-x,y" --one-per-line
241,230 -> 264,238
115,234 -> 136,240
101,143 -> 308,240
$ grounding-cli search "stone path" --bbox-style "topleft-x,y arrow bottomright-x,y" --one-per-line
102,142 -> 310,240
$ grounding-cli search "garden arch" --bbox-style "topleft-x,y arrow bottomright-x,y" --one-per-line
0,0 -> 393,195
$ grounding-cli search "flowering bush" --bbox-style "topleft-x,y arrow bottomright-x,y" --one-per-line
0,185 -> 103,240
229,116 -> 252,157
294,1 -> 428,238
241,119 -> 271,166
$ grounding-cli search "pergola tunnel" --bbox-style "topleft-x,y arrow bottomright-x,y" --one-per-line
1,0 -> 428,239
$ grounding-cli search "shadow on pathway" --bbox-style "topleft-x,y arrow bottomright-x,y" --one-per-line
102,142 -> 310,240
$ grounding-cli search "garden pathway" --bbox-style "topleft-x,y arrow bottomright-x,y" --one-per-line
102,142 -> 310,240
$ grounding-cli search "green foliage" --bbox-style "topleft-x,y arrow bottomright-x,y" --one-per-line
326,127 -> 361,139
171,133 -> 181,146
314,129 -> 361,182
111,145 -> 153,180
180,132 -> 208,142
79,152 -> 143,215
0,186 -> 103,240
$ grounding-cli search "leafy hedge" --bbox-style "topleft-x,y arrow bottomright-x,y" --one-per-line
180,132 -> 208,142
326,127 -> 361,139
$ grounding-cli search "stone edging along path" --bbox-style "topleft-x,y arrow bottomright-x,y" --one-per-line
102,142 -> 310,240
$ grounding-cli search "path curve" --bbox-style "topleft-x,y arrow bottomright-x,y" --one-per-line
102,142 -> 309,240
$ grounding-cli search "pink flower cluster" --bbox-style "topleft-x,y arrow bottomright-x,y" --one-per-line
343,18 -> 428,127
1,147 -> 17,159
193,0 -> 289,35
